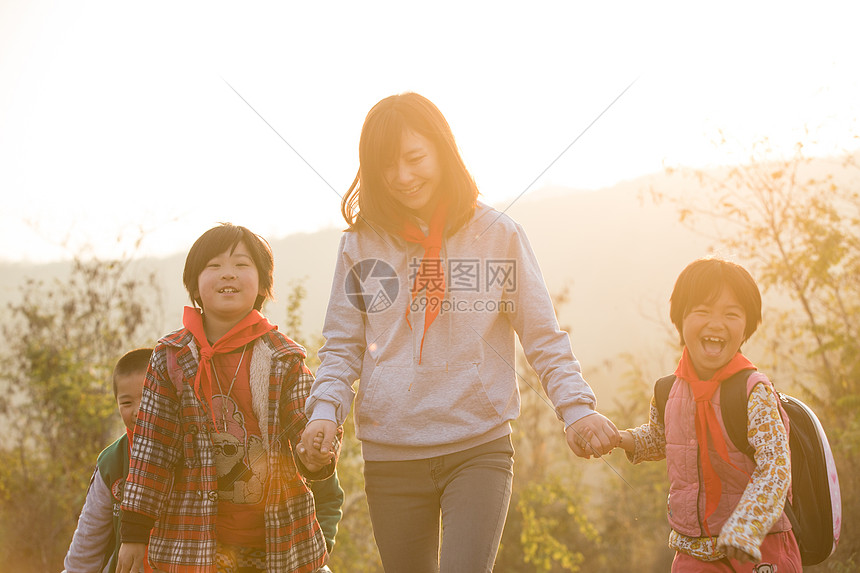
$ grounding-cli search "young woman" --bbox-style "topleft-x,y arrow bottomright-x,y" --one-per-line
300,93 -> 618,572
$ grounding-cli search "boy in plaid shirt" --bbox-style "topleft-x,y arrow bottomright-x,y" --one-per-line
117,224 -> 340,573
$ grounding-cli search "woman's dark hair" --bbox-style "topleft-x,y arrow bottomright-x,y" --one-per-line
341,92 -> 479,236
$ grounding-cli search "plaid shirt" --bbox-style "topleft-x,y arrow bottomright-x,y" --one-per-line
122,327 -> 339,573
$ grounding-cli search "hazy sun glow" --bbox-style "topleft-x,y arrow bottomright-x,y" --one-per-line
1,1 -> 858,262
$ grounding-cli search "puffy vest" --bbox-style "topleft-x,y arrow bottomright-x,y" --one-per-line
664,372 -> 792,536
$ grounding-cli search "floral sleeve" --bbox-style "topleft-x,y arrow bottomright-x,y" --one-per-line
625,396 -> 667,464
717,382 -> 791,561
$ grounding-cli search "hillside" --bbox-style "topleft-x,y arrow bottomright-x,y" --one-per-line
0,171 -> 710,403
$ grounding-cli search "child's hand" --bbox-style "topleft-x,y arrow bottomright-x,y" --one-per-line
296,443 -> 327,473
722,544 -> 756,563
297,419 -> 337,469
116,542 -> 146,573
566,412 -> 620,458
617,430 -> 634,453
313,432 -> 325,452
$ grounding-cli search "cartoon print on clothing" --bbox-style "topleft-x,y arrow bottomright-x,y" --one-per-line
213,394 -> 267,504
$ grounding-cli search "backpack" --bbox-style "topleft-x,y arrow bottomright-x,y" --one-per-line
654,370 -> 842,566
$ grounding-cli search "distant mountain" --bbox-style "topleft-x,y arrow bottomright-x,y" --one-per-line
0,170 -> 712,400
505,173 -> 713,375
6,152 -> 858,411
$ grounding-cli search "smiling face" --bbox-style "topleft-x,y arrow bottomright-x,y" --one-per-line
383,130 -> 442,221
194,241 -> 263,340
681,288 -> 747,380
115,369 -> 145,431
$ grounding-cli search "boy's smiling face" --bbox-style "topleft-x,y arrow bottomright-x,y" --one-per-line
116,370 -> 145,431
194,241 -> 263,336
682,288 -> 747,380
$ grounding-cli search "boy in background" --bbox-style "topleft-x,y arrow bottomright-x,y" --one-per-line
63,348 -> 153,573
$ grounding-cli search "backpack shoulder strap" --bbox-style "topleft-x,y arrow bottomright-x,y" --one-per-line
719,369 -> 757,458
654,374 -> 677,424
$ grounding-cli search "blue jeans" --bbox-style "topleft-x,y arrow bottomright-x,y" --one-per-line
363,435 -> 514,573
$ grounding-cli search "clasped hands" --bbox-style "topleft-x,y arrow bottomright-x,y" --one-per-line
300,413 -> 624,463
566,412 -> 622,459
296,418 -> 339,472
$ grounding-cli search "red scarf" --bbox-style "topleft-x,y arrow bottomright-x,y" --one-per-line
182,306 -> 276,428
400,200 -> 448,364
674,348 -> 755,535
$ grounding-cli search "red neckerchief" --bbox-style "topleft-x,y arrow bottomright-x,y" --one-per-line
182,306 -> 276,428
674,348 -> 755,536
400,200 -> 448,364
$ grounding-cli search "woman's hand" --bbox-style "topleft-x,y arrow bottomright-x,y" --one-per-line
297,419 -> 337,470
565,412 -> 620,458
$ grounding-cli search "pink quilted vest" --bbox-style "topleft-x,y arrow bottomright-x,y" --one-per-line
664,371 -> 793,536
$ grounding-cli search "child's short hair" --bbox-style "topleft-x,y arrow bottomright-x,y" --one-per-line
341,92 -> 479,236
669,257 -> 762,346
113,347 -> 153,397
182,223 -> 275,311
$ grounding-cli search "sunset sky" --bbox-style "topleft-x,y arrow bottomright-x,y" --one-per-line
2,1 -> 858,262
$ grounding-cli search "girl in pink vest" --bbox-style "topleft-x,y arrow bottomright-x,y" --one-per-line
616,258 -> 802,572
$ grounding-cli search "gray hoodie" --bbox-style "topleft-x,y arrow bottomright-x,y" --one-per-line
307,203 -> 596,461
